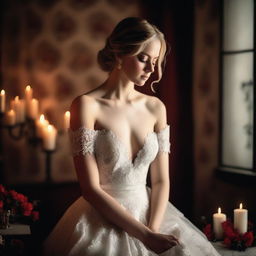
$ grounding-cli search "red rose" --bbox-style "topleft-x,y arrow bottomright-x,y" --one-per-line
203,224 -> 213,241
223,237 -> 232,248
222,221 -> 238,239
242,232 -> 254,247
31,211 -> 40,221
9,190 -> 18,200
0,185 -> 5,194
22,202 -> 33,216
17,193 -> 28,203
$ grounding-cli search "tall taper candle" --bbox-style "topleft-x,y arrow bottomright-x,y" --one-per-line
0,90 -> 6,113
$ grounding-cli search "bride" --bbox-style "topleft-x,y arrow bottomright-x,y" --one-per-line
43,17 -> 220,255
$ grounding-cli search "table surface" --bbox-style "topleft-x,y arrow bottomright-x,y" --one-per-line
0,223 -> 31,235
212,242 -> 256,256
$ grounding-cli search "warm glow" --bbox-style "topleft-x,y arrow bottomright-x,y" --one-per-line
32,98 -> 36,103
218,207 -> 221,214
9,109 -> 15,114
1,90 -> 5,95
26,85 -> 31,91
14,96 -> 19,101
65,111 -> 70,118
40,114 -> 45,122
240,203 -> 243,209
47,125 -> 53,132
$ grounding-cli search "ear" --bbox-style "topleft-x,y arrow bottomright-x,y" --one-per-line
116,57 -> 122,70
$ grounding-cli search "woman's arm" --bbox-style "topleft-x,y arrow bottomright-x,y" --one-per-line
148,99 -> 170,232
70,95 -> 151,243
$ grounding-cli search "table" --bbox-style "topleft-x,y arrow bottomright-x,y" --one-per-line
212,242 -> 256,256
0,223 -> 31,235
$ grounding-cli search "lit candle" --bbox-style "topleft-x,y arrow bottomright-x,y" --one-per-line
25,85 -> 33,103
234,203 -> 248,234
5,109 -> 16,126
63,111 -> 70,130
42,124 -> 57,150
36,114 -> 49,137
0,90 -> 6,113
213,207 -> 227,240
27,98 -> 39,119
10,96 -> 20,122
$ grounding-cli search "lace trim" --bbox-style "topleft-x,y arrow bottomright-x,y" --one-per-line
68,125 -> 171,156
69,127 -> 96,156
157,125 -> 170,154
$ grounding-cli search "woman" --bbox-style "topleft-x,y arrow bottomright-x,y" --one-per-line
44,17 -> 220,255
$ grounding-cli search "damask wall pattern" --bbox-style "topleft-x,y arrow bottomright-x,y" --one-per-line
2,0 -> 139,184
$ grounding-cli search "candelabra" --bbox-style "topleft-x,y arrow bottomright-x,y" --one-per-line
0,113 -> 57,183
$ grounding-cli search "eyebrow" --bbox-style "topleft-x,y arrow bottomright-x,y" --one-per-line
140,52 -> 159,60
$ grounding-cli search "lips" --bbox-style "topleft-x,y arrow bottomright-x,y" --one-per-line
141,75 -> 149,80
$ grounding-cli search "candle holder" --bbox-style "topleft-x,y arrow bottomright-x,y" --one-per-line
43,149 -> 56,183
0,113 -> 57,183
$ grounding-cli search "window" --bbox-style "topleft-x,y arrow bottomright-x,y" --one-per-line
219,0 -> 255,175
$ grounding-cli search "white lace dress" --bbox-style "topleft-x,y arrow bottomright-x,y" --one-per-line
43,126 -> 220,256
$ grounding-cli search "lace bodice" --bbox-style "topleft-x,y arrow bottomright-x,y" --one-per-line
69,126 -> 170,189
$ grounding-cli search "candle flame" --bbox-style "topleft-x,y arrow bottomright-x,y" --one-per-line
65,111 -> 70,117
40,114 -> 45,122
239,203 -> 243,209
47,125 -> 53,131
9,109 -> 14,114
26,85 -> 31,91
14,96 -> 19,101
218,207 -> 221,214
1,90 -> 5,95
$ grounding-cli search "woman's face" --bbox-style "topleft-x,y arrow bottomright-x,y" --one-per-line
120,37 -> 161,86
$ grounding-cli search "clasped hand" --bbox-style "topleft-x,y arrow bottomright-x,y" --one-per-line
145,230 -> 180,254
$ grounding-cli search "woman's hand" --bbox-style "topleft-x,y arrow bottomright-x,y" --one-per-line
144,230 -> 180,254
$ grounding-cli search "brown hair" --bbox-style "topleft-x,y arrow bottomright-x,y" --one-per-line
97,17 -> 168,92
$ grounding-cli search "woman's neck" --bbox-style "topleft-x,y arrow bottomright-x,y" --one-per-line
101,69 -> 136,102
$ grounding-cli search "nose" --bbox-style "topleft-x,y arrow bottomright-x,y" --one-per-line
145,61 -> 154,73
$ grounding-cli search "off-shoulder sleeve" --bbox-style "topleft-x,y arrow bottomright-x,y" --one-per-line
68,127 -> 97,156
156,125 -> 171,154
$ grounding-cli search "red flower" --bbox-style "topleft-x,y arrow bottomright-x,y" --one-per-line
31,211 -> 40,221
0,185 -> 5,194
0,200 -> 3,209
223,237 -> 232,247
22,202 -> 33,216
203,224 -> 214,241
16,193 -> 28,203
242,232 -> 254,247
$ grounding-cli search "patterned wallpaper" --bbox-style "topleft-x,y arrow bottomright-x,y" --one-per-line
193,0 -> 220,219
2,0 -> 139,184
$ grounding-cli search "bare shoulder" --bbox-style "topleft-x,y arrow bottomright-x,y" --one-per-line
71,94 -> 98,111
144,95 -> 166,115
143,94 -> 167,129
70,94 -> 99,129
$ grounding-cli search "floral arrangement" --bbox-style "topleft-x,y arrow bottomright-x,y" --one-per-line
203,220 -> 255,251
0,184 -> 39,224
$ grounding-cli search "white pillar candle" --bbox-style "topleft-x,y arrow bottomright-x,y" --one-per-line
5,109 -> 16,126
63,111 -> 70,130
27,98 -> 39,119
36,114 -> 49,137
234,203 -> 248,234
42,124 -> 57,150
0,90 -> 6,113
213,207 -> 227,240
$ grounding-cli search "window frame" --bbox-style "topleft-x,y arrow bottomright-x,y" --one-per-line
218,0 -> 256,176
